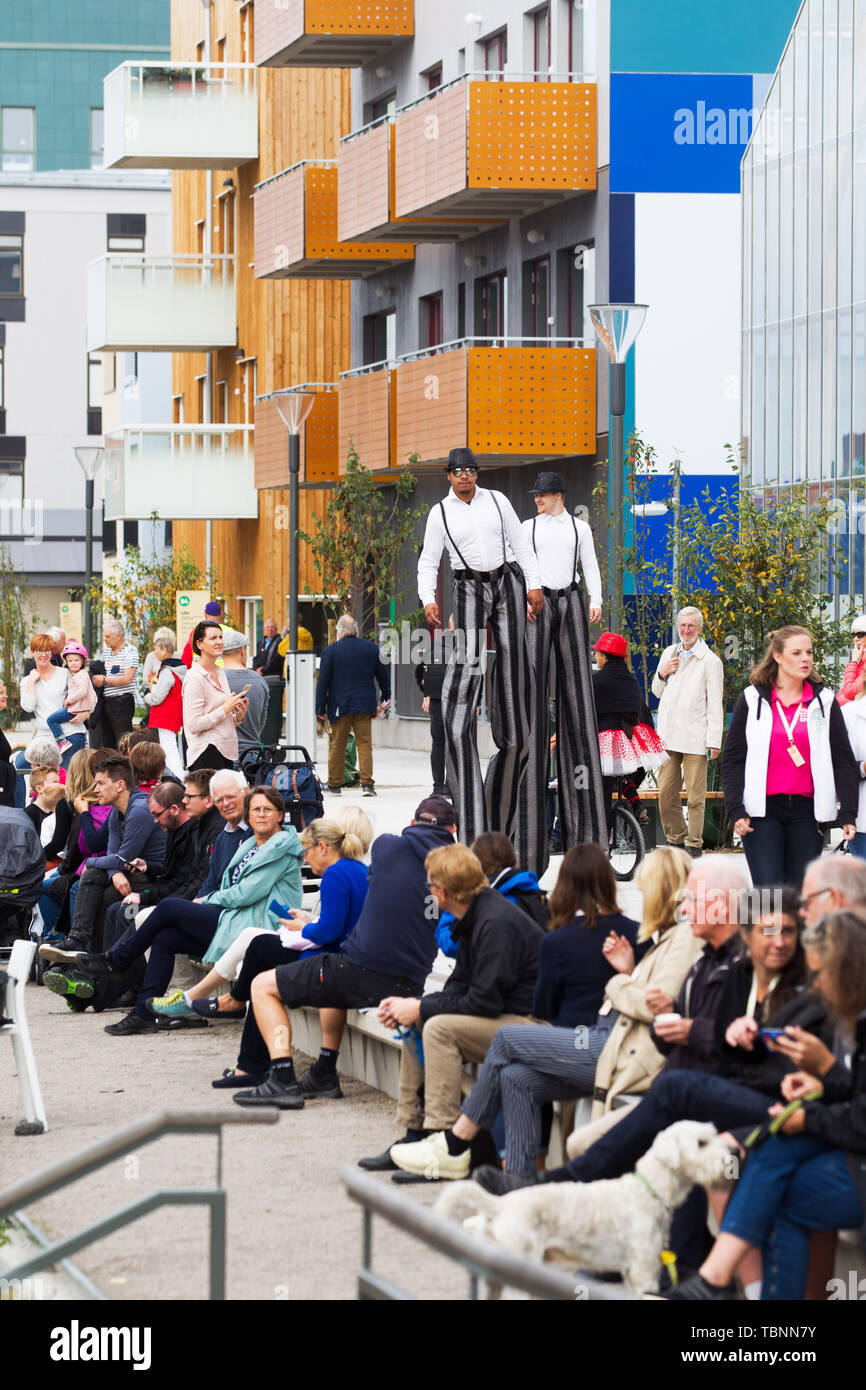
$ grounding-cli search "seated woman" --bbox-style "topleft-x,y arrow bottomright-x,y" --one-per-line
205,807 -> 373,1094
390,846 -> 698,1181
668,909 -> 866,1301
40,749 -> 110,945
149,806 -> 372,1017
75,787 -> 303,1037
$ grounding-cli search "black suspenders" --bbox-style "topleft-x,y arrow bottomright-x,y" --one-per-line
439,491 -> 508,572
530,513 -> 581,587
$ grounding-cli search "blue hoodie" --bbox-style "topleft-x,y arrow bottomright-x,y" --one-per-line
435,867 -> 543,957
341,822 -> 454,985
88,787 -> 166,874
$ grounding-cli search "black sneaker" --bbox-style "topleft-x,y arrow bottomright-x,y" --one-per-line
687,846 -> 704,859
362,784 -> 376,797
43,966 -> 95,1002
232,1073 -> 305,1109
104,1011 -> 158,1036
75,951 -> 121,978
297,1069 -> 343,1100
472,1165 -> 542,1196
358,1147 -> 399,1172
326,785 -> 342,796
663,1272 -> 736,1301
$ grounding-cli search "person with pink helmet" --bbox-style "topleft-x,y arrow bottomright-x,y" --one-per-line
46,641 -> 97,768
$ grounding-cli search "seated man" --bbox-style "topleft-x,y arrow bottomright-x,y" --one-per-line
365,842 -> 546,1181
230,797 -> 457,1109
38,755 -> 166,961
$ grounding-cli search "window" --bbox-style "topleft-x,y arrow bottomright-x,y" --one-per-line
0,235 -> 23,297
524,256 -> 551,338
482,30 -> 507,77
363,309 -> 396,365
87,353 -> 103,435
90,109 -> 104,168
0,459 -> 23,503
424,64 -> 443,91
2,109 -> 35,172
172,394 -> 185,425
215,380 -> 228,423
240,2 -> 254,63
195,375 -> 206,422
560,243 -> 593,340
215,186 -> 235,257
369,92 -> 396,122
477,271 -> 507,338
567,0 -> 594,77
457,281 -> 466,338
533,7 -> 550,78
107,214 -> 146,253
420,292 -> 444,349
0,345 -> 4,408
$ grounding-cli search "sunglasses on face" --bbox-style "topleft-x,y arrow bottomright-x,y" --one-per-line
448,467 -> 478,478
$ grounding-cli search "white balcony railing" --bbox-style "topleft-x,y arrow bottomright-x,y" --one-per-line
87,254 -> 236,353
103,61 -> 258,169
103,426 -> 258,522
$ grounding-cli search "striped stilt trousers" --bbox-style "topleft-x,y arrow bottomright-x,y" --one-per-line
516,585 -> 607,878
441,566 -> 533,845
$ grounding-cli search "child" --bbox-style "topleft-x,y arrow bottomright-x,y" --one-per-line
23,767 -> 64,836
47,642 -> 97,763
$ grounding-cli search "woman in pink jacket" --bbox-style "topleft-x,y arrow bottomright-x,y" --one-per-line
837,615 -> 866,705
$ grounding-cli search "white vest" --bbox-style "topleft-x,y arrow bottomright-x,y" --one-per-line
741,684 -> 838,822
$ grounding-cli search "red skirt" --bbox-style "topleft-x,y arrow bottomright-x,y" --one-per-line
598,724 -> 668,777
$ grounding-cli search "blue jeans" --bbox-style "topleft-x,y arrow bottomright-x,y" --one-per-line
721,1135 -> 863,1299
39,870 -> 62,933
13,749 -> 29,808
741,794 -> 823,889
849,832 -> 866,861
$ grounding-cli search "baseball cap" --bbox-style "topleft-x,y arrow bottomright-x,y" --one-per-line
414,796 -> 456,827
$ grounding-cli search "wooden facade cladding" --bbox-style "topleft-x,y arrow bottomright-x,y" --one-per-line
256,0 -> 413,68
337,118 -> 502,243
254,388 -> 340,488
169,0 -> 353,619
394,79 -> 597,220
254,161 -> 412,278
394,346 -> 597,467
338,368 -> 395,473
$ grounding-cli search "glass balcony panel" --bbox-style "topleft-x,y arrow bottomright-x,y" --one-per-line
103,426 -> 256,521
87,255 -> 236,353
103,63 -> 258,170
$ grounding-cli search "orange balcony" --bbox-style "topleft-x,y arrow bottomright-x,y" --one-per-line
338,363 -> 396,472
254,384 -> 340,486
338,117 -> 503,243
393,75 -> 596,221
394,339 -> 596,467
254,161 -> 413,279
256,0 -> 413,68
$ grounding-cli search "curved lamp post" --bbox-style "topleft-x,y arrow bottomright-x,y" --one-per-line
74,445 -> 105,654
272,390 -> 315,650
589,304 -> 648,636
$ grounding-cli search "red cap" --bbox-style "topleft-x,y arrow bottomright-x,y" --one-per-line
593,632 -> 628,658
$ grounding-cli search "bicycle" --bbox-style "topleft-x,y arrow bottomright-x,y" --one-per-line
608,780 -> 645,882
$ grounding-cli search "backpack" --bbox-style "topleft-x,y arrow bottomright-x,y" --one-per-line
509,888 -> 550,932
247,745 -> 324,832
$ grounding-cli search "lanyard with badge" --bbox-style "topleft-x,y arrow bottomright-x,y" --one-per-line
774,694 -> 807,768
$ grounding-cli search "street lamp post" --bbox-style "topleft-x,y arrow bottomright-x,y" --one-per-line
273,390 -> 315,650
588,304 -> 648,636
74,445 -> 105,653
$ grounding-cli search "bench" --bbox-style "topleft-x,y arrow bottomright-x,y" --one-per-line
637,789 -> 726,850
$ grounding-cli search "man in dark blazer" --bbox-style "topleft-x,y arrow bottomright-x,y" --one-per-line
316,614 -> 391,796
252,618 -> 283,678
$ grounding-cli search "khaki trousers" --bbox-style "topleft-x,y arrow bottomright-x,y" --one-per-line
397,1012 -> 540,1133
657,751 -> 708,850
327,712 -> 373,788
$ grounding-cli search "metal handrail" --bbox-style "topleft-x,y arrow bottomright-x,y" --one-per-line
104,424 -> 253,438
340,358 -> 396,380
256,383 -> 337,403
341,1167 -> 633,1301
399,335 -> 588,361
0,1108 -> 278,1300
254,159 -> 335,191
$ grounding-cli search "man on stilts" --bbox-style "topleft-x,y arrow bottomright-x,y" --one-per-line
417,449 -> 543,845
515,471 -> 608,877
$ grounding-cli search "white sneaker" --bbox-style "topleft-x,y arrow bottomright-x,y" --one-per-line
389,1130 -> 470,1181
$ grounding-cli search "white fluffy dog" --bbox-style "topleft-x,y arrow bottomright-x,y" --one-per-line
436,1120 -> 733,1296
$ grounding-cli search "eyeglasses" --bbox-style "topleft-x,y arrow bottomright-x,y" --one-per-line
798,887 -> 833,910
448,467 -> 478,478
183,792 -> 206,802
213,794 -> 241,806
150,805 -> 173,821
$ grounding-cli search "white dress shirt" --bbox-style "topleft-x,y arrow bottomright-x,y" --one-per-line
417,486 -> 541,604
522,511 -> 603,609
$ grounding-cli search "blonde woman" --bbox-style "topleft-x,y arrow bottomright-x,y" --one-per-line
402,846 -> 699,1183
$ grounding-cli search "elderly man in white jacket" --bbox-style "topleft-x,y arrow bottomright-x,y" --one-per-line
651,606 -> 724,857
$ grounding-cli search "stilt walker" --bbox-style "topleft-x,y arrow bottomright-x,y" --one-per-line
515,472 -> 608,877
417,449 -> 543,844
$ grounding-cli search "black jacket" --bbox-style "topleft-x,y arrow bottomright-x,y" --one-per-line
419,887 -> 544,1023
712,957 -> 832,1094
722,680 -> 859,824
137,817 -> 204,905
316,635 -> 391,720
253,635 -> 283,679
651,931 -> 744,1072
0,726 -> 14,807
804,1016 -> 866,1250
533,910 -> 640,1029
414,661 -> 447,701
592,657 -> 653,734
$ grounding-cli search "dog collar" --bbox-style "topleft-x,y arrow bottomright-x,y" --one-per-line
635,1170 -> 662,1203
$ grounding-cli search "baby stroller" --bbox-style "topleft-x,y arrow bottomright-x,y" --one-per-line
243,744 -> 325,896
0,807 -> 46,950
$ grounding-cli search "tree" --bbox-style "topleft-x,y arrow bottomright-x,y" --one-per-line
298,445 -> 426,629
86,546 -> 211,655
0,546 -> 42,726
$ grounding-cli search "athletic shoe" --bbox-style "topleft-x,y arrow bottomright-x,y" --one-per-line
212,1069 -> 268,1090
104,1011 -> 158,1036
390,1130 -> 470,1181
662,1272 -> 736,1301
191,996 -> 246,1020
232,1073 -> 305,1109
362,784 -> 377,797
57,738 -> 72,753
38,942 -> 86,966
43,966 -> 95,1002
357,1148 -> 399,1172
148,992 -> 198,1019
326,785 -> 342,796
297,1069 -> 343,1100
74,951 -> 121,978
472,1165 -> 541,1196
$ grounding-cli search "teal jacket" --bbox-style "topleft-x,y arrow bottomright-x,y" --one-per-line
201,827 -> 303,963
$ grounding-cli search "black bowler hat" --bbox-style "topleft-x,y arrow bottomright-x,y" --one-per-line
446,447 -> 479,474
528,471 -> 565,494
